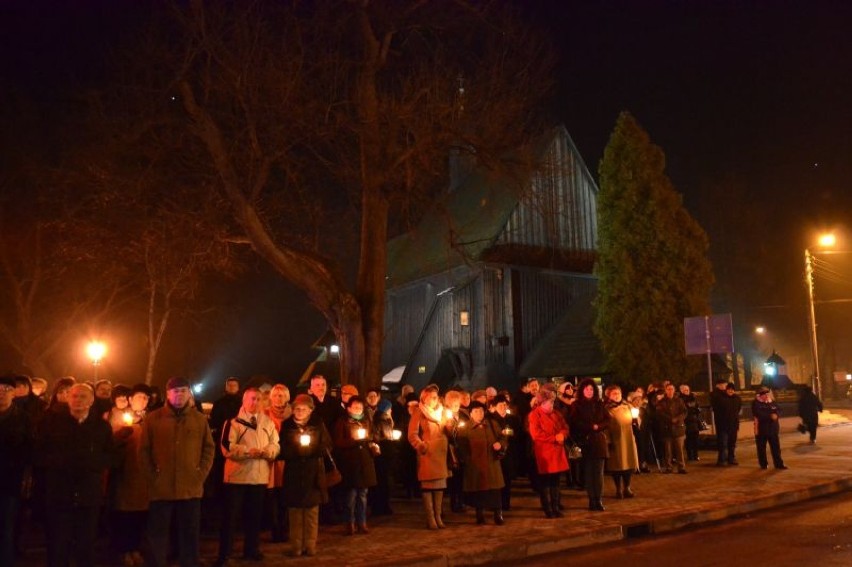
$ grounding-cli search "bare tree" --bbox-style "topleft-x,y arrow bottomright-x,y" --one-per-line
106,0 -> 553,392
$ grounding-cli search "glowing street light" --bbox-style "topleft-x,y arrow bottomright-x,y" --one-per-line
86,341 -> 107,380
804,232 -> 837,401
754,326 -> 766,335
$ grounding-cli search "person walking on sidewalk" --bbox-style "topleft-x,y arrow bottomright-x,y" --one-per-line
408,384 -> 452,529
752,387 -> 788,470
797,385 -> 823,444
710,381 -> 742,466
569,379 -> 610,511
655,383 -> 687,474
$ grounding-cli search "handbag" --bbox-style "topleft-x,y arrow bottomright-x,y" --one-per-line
323,449 -> 342,487
565,440 -> 582,460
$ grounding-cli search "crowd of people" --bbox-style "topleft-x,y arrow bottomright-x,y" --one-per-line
0,371 -> 815,566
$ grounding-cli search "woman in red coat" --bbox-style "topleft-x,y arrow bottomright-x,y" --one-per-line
527,386 -> 569,518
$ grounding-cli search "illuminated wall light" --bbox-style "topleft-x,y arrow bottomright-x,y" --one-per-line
459,310 -> 470,326
330,344 -> 340,355
418,366 -> 427,374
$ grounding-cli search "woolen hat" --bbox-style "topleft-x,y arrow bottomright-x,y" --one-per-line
165,377 -> 191,391
377,399 -> 393,414
131,383 -> 152,396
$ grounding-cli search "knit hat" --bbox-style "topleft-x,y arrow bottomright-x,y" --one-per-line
468,400 -> 487,413
377,398 -> 392,414
131,383 -> 152,397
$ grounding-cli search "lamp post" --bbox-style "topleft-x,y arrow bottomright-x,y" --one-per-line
86,341 -> 107,381
804,232 -> 839,401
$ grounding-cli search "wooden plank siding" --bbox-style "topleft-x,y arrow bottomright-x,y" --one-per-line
381,126 -> 601,388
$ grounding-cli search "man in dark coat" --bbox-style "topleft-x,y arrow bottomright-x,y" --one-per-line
655,383 -> 688,474
0,376 -> 32,567
710,380 -> 742,466
752,387 -> 787,470
35,383 -> 113,567
797,385 -> 823,444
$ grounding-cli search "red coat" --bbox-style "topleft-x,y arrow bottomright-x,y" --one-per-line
528,407 -> 569,474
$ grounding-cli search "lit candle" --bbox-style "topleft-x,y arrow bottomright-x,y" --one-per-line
458,421 -> 466,428
444,409 -> 454,419
299,433 -> 311,446
630,407 -> 640,419
502,427 -> 514,437
356,427 -> 367,440
506,409 -> 512,415
122,412 -> 134,425
391,429 -> 403,440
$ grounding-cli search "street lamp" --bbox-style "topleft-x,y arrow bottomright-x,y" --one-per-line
86,341 -> 107,381
804,232 -> 837,401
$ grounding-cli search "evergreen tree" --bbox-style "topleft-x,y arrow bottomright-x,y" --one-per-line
594,112 -> 714,385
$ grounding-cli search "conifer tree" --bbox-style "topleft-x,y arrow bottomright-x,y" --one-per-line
595,111 -> 714,384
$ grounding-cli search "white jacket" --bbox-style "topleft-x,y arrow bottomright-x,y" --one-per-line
221,408 -> 280,485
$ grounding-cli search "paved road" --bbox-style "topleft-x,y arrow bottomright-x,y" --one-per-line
504,489 -> 852,567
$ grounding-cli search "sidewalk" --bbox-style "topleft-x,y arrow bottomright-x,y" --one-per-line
207,410 -> 852,566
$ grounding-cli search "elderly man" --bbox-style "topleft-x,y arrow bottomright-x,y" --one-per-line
655,383 -> 688,474
36,383 -> 113,567
141,377 -> 215,567
214,388 -> 279,565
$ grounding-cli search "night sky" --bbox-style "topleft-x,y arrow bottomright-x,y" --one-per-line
2,1 -> 851,390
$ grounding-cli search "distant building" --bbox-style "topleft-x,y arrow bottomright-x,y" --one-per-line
382,126 -> 604,392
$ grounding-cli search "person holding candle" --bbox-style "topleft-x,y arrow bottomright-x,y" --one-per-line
110,383 -> 151,566
333,396 -> 378,535
280,394 -> 331,557
370,398 -> 396,516
105,384 -> 132,431
488,394 -> 519,511
456,401 -> 506,525
408,384 -> 452,529
603,385 -> 639,499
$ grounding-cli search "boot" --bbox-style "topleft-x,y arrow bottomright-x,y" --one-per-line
549,485 -> 564,518
539,489 -> 554,518
357,522 -> 369,534
475,507 -> 486,525
422,493 -> 438,530
432,491 -> 446,528
346,522 -> 355,536
623,475 -> 635,498
614,476 -> 623,499
493,508 -> 505,526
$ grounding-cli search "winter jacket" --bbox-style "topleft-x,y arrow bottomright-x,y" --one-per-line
140,403 -> 215,501
654,395 -> 687,438
35,410 -> 113,508
681,393 -> 702,433
710,389 -> 742,432
280,416 -> 331,508
568,399 -> 611,460
333,414 -> 377,489
221,409 -> 280,485
752,399 -> 782,436
456,418 -> 505,492
112,417 -> 149,511
528,406 -> 569,474
604,401 -> 639,472
408,406 -> 450,482
0,404 -> 32,497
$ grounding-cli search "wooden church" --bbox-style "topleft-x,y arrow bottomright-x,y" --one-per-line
382,126 -> 604,392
